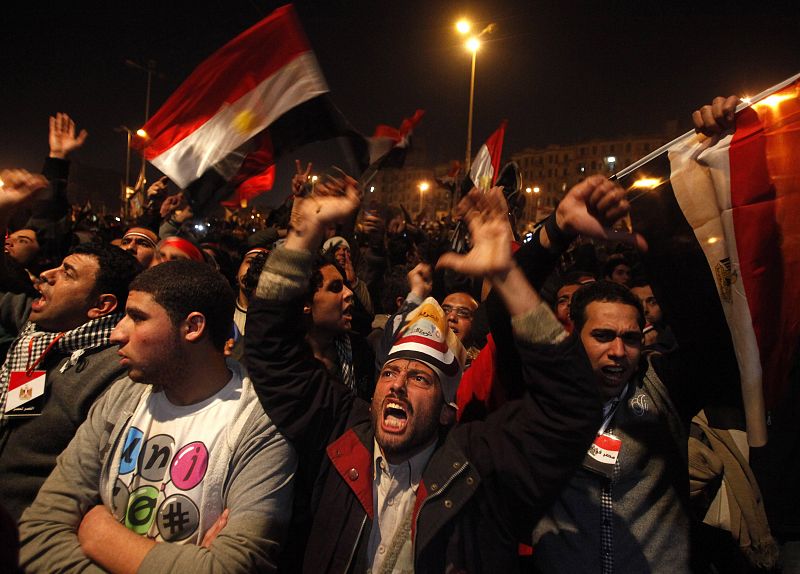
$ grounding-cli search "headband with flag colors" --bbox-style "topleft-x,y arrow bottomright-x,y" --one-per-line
158,236 -> 205,263
386,297 -> 466,406
616,71 -> 800,446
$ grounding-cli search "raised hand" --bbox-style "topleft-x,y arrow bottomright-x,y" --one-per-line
407,262 -> 433,299
48,113 -> 88,159
159,193 -> 183,219
286,170 -> 362,251
0,169 -> 49,215
291,160 -> 313,196
146,176 -> 169,200
692,95 -> 739,137
436,187 -> 514,279
553,175 -> 647,251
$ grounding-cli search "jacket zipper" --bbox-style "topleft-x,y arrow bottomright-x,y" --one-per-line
412,461 -> 470,561
344,514 -> 367,573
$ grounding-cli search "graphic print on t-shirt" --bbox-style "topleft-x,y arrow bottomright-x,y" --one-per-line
114,427 -> 210,542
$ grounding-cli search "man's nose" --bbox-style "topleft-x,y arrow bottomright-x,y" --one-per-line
388,372 -> 408,392
39,269 -> 56,284
110,319 -> 128,344
608,336 -> 626,357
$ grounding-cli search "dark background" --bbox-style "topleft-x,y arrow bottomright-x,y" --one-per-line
2,1 -> 798,207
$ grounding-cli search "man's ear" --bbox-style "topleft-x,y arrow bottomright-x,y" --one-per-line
184,312 -> 207,343
87,294 -> 118,319
302,304 -> 311,315
439,403 -> 456,426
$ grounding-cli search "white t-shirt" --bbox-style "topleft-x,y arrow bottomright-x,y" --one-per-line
111,373 -> 242,543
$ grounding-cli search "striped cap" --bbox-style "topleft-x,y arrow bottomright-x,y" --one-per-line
385,297 -> 466,406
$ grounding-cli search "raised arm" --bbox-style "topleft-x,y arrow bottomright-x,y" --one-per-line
245,173 -> 364,454
438,187 -> 603,537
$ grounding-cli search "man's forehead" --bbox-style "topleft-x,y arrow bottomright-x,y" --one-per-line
630,285 -> 654,298
11,229 -> 37,241
320,264 -> 343,282
62,252 -> 99,272
442,292 -> 477,309
124,228 -> 158,244
585,300 -> 641,326
557,284 -> 581,298
383,358 -> 436,375
126,291 -> 173,320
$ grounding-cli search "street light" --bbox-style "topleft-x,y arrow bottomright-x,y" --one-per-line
456,19 -> 495,172
418,181 -> 430,213
455,19 -> 471,34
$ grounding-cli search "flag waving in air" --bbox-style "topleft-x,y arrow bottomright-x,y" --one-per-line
617,72 -> 800,446
461,121 -> 507,196
135,4 -> 356,208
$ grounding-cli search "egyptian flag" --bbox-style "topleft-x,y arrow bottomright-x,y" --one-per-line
435,160 -> 462,194
617,72 -> 800,446
356,109 -> 425,189
460,120 -> 507,196
367,109 -> 425,169
135,4 -> 359,210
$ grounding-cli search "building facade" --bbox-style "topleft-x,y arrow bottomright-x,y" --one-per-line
511,134 -> 667,225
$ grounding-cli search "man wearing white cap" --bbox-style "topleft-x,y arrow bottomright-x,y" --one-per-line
245,175 -> 635,572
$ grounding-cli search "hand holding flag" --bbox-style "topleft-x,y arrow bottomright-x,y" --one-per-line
551,175 -> 648,252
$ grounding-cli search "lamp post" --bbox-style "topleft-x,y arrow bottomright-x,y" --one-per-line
455,19 -> 495,172
115,126 -> 135,218
418,181 -> 430,214
125,59 -> 160,193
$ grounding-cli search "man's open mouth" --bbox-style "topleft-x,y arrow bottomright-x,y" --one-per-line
601,365 -> 627,382
382,400 -> 410,432
30,293 -> 46,312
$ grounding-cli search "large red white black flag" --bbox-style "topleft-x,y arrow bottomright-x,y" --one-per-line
134,4 -> 360,208
617,72 -> 800,446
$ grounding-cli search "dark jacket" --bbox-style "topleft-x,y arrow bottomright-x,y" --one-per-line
245,256 -> 602,573
0,292 -> 126,520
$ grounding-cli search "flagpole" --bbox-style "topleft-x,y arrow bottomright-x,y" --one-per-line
614,70 -> 800,182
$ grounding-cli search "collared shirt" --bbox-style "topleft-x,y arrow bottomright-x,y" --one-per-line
367,439 -> 436,574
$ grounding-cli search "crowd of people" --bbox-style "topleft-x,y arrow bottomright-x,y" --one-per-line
0,95 -> 782,573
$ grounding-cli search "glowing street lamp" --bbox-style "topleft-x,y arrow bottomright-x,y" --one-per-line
418,181 -> 430,213
455,19 -> 471,35
455,18 -> 495,172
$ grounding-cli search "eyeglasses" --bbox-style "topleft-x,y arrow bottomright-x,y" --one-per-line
441,304 -> 474,320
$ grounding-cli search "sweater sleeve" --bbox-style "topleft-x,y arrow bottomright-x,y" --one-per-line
18,380 -> 134,573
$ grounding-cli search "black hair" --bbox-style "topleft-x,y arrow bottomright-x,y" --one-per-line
69,243 -> 141,311
129,260 -> 235,350
241,251 -> 268,300
557,269 -> 595,291
569,280 -> 645,333
602,254 -> 631,279
630,278 -> 652,289
306,252 -> 348,302
381,268 -> 411,314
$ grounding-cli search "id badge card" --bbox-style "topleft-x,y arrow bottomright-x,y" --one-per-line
582,432 -> 621,478
5,370 -> 47,417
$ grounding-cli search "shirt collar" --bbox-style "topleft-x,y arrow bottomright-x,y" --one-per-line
373,438 -> 437,493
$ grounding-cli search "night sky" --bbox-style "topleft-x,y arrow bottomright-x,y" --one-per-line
2,1 -> 798,207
